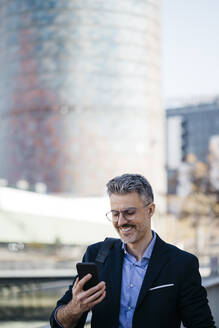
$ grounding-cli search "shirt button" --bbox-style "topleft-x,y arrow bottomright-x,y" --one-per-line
128,306 -> 131,311
130,284 -> 134,288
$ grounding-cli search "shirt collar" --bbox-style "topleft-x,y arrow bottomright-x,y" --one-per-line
122,230 -> 157,260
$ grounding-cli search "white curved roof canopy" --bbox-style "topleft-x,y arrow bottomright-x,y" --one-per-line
0,188 -> 117,245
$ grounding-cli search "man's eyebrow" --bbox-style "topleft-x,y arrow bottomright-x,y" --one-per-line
112,207 -> 136,211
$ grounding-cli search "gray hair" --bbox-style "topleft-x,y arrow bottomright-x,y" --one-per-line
106,173 -> 154,203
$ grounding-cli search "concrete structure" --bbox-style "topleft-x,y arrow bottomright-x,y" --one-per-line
166,97 -> 219,194
204,275 -> 219,326
0,0 -> 165,205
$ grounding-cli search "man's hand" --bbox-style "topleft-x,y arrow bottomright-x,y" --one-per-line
71,273 -> 106,314
56,274 -> 106,328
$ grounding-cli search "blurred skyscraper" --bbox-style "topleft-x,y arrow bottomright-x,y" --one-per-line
0,0 -> 165,200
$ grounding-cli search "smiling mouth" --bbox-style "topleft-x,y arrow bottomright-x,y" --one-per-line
119,225 -> 135,233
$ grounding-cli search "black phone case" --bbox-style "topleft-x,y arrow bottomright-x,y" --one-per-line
76,262 -> 99,291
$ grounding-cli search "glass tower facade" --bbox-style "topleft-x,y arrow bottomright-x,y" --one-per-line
0,0 -> 165,196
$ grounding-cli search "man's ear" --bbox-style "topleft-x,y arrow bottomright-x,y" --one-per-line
148,203 -> 155,217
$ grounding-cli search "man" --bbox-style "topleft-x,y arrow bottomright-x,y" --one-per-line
50,173 -> 215,328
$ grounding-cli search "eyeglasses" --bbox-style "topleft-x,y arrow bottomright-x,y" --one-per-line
106,202 -> 151,222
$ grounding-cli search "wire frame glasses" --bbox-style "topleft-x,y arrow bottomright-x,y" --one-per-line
106,202 -> 151,222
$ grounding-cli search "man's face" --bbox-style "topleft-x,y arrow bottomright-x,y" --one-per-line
109,192 -> 154,245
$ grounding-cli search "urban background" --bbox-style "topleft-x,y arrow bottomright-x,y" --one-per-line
0,0 -> 219,327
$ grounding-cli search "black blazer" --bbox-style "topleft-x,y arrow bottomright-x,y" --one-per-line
50,235 -> 215,328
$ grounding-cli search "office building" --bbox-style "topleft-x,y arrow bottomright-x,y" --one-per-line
166,97 -> 219,194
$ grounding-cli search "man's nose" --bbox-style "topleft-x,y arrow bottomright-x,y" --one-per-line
117,211 -> 127,225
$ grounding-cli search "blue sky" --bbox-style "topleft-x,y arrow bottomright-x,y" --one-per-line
162,0 -> 219,100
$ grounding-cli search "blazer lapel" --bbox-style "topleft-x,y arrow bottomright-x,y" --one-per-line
136,235 -> 171,309
106,240 -> 124,319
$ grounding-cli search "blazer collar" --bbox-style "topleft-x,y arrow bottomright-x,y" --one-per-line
136,234 -> 172,308
102,239 -> 124,321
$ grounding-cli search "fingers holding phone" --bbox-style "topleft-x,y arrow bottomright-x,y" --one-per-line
72,263 -> 106,313
56,264 -> 106,328
73,276 -> 106,309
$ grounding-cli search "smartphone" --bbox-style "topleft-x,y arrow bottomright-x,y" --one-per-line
76,262 -> 99,291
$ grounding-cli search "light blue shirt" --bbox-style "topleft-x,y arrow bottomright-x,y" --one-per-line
119,231 -> 157,328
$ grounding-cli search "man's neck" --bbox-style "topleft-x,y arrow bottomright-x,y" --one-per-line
126,231 -> 153,261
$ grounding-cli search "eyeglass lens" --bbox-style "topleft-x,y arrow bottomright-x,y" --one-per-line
110,208 -> 137,221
